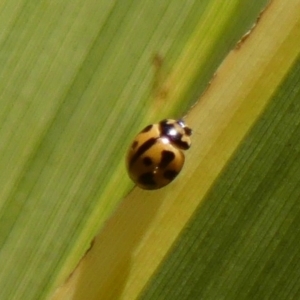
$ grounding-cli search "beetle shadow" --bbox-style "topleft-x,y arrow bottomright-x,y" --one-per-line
70,187 -> 164,300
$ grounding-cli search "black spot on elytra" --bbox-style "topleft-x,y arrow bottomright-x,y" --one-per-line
159,150 -> 175,168
131,140 -> 138,149
164,170 -> 178,180
130,138 -> 156,167
174,139 -> 190,150
141,124 -> 153,133
143,157 -> 153,166
138,172 -> 156,186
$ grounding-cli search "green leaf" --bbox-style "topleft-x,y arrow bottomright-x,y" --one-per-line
0,0 -> 276,299
52,0 -> 300,299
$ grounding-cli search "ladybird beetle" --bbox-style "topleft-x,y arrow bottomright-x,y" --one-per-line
126,119 -> 192,190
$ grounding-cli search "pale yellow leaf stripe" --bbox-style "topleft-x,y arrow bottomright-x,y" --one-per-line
51,0 -> 300,299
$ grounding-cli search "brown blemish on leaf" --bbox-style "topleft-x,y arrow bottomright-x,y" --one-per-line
151,53 -> 170,100
236,0 -> 273,49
